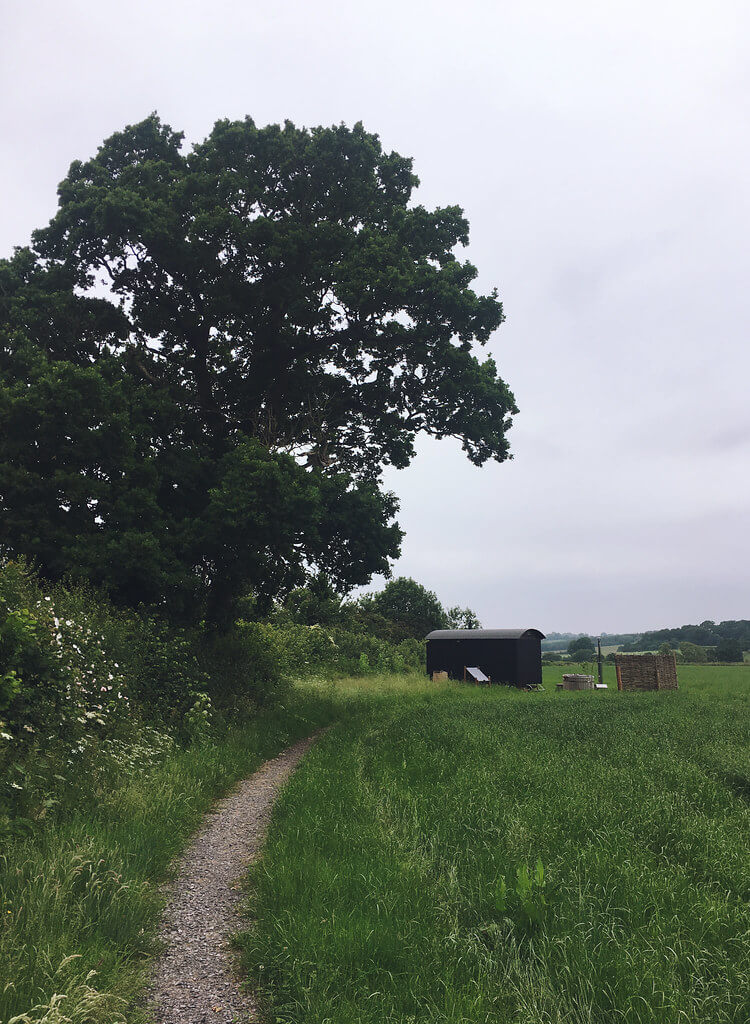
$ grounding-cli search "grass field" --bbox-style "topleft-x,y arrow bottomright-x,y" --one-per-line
0,694 -> 338,1024
240,668 -> 750,1023
3,666 -> 747,1023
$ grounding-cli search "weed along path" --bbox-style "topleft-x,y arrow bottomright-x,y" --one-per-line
147,731 -> 323,1024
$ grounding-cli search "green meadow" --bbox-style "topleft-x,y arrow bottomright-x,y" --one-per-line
2,666 -> 748,1023
240,668 -> 750,1024
0,695 -> 338,1024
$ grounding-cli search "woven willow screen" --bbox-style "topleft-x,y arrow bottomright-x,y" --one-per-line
614,653 -> 678,692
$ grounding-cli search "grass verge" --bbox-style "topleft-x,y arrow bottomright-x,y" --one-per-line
240,671 -> 750,1023
0,688 -> 337,1024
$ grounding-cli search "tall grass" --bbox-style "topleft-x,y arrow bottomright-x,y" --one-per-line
0,691 -> 337,1024
241,671 -> 750,1023
6,666 -> 748,1022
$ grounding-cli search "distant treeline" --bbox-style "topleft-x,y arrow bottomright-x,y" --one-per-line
620,621 -> 750,652
542,633 -> 638,652
544,623 -> 749,655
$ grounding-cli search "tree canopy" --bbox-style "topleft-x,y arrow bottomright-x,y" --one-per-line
621,620 -> 750,653
0,114 -> 516,624
358,576 -> 481,640
567,635 -> 595,657
713,638 -> 744,663
445,605 -> 482,630
678,641 -> 707,664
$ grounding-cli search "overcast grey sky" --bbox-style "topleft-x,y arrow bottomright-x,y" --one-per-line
2,0 -> 749,633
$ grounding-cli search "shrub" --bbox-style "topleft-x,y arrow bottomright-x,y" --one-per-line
199,622 -> 287,712
567,636 -> 595,657
714,638 -> 744,663
0,561 -> 139,818
0,557 -> 427,823
249,621 -> 424,680
117,616 -> 207,723
0,560 -> 237,819
0,562 -> 131,751
183,691 -> 215,744
679,641 -> 707,663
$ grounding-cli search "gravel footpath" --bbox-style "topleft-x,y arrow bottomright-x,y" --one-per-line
146,732 -> 322,1024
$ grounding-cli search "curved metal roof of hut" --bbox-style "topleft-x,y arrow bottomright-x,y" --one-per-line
425,628 -> 546,640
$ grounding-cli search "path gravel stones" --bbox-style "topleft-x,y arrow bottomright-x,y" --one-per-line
147,732 -> 321,1024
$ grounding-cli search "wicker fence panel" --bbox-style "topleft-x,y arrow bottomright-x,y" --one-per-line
614,653 -> 678,691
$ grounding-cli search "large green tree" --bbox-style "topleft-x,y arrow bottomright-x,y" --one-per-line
0,114 -> 516,623
363,577 -> 449,640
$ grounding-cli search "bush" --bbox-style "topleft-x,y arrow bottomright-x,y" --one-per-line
0,562 -> 131,746
0,561 -> 139,818
256,621 -> 424,680
567,636 -> 595,657
199,622 -> 288,714
679,641 -> 707,663
117,617 -> 208,724
0,557 -> 428,823
713,638 -> 744,663
0,560 -> 284,821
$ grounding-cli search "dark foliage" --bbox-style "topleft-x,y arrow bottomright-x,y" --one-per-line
712,638 -> 744,663
0,114 -> 515,625
358,577 -> 451,640
621,620 -> 750,653
567,635 -> 595,657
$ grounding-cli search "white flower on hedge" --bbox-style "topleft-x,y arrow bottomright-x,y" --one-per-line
1,731 -> 12,741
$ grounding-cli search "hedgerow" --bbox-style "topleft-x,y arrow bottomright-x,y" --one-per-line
0,559 -> 425,827
254,620 -> 424,679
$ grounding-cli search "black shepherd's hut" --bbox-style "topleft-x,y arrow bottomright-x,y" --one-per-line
425,628 -> 545,687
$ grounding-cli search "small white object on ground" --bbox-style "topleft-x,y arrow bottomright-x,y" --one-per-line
466,666 -> 489,682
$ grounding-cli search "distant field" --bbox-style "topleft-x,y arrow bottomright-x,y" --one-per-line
544,661 -> 750,694
241,669 -> 750,1024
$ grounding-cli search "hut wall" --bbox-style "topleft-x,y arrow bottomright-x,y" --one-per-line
479,639 -> 518,683
516,637 -> 543,686
426,638 -> 462,679
426,636 -> 542,686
